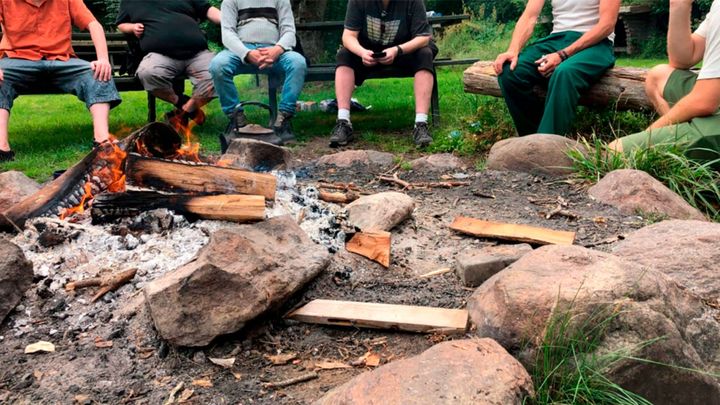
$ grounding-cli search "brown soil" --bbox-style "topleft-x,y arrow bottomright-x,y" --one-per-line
0,144 -> 646,405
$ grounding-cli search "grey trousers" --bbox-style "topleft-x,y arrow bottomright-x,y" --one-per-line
136,50 -> 216,103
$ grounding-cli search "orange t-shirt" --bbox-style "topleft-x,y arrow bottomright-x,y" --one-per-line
0,0 -> 97,61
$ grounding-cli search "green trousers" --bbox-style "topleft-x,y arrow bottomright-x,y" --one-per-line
498,31 -> 616,135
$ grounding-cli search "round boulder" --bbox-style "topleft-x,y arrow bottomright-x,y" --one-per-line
486,134 -> 585,177
316,150 -> 394,169
315,339 -> 534,405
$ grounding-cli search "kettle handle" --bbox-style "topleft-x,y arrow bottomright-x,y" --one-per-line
237,101 -> 275,127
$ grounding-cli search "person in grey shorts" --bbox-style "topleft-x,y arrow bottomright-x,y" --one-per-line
0,0 -> 121,163
117,0 -> 220,129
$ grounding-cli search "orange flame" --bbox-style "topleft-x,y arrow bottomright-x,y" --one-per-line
173,120 -> 202,163
60,181 -> 94,220
59,137 -> 127,220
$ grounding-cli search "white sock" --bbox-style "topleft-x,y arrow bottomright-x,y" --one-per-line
415,113 -> 428,124
338,108 -> 351,123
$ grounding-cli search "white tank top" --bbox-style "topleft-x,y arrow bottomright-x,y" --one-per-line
551,0 -> 615,42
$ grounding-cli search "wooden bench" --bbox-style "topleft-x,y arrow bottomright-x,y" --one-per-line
267,15 -> 477,126
9,32 -> 165,122
462,61 -> 651,111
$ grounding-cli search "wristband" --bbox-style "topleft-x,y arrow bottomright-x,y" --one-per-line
396,45 -> 404,56
558,50 -> 569,61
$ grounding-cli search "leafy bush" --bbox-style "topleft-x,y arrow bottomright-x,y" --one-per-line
463,0 -> 527,23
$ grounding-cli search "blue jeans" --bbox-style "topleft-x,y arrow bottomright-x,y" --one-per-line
209,44 -> 307,116
0,57 -> 121,111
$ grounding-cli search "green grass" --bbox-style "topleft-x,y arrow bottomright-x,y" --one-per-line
527,304 -> 655,405
569,138 -> 720,220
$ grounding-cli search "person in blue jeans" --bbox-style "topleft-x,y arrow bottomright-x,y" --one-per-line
210,0 -> 306,145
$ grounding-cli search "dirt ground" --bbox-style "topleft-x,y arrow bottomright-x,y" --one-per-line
0,139 -> 648,405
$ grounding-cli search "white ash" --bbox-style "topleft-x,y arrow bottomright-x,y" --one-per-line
268,171 -> 347,253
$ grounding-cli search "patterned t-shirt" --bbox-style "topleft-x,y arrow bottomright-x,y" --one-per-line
344,0 -> 431,51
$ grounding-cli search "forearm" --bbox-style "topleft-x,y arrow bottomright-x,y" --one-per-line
397,35 -> 430,54
117,23 -> 135,34
207,7 -> 221,25
342,32 -> 366,56
507,14 -> 538,54
88,21 -> 109,61
667,1 -> 696,68
649,92 -> 718,129
562,23 -> 614,56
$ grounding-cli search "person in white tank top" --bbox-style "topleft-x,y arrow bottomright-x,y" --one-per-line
609,0 -> 720,166
493,0 -> 620,136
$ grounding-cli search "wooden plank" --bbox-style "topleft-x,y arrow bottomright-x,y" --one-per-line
450,216 -> 575,245
125,153 -> 277,200
287,299 -> 469,334
346,231 -> 391,267
463,61 -> 651,111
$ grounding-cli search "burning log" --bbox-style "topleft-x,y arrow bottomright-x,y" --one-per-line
125,153 -> 277,200
91,191 -> 265,223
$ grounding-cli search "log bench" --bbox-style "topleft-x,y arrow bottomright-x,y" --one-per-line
462,61 -> 651,111
266,15 -> 478,126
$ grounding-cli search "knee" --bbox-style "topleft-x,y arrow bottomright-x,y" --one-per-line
416,46 -> 434,62
285,52 -> 307,74
209,52 -> 233,77
498,64 -> 520,88
645,64 -> 674,96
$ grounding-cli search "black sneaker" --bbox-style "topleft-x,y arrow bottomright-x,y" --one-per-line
0,149 -> 15,162
273,111 -> 296,144
329,119 -> 354,148
413,122 -> 432,148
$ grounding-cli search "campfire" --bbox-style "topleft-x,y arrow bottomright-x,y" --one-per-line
0,122 -> 275,232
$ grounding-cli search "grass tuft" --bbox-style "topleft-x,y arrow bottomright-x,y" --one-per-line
568,138 -> 720,221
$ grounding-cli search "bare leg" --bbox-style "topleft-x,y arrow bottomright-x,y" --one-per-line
89,103 -> 111,143
335,66 -> 355,110
0,109 -> 10,151
645,64 -> 674,115
182,97 -> 212,113
608,139 -> 623,152
413,70 -> 434,114
150,89 -> 179,106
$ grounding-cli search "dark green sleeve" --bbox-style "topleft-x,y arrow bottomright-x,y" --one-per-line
409,0 -> 431,37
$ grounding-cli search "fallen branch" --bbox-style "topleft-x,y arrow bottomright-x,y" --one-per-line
317,181 -> 360,192
318,190 -> 360,204
378,174 -> 470,190
262,372 -> 318,389
545,206 -> 579,220
66,268 -> 138,302
418,267 -> 453,279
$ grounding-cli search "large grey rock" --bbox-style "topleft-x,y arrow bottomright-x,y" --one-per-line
613,220 -> 720,299
0,171 -> 41,213
345,192 -> 415,232
467,245 -> 720,404
409,153 -> 465,172
589,169 -> 705,220
486,134 -> 585,177
144,216 -> 331,347
315,339 -> 534,405
316,150 -> 394,169
0,240 -> 33,324
455,243 -> 532,287
221,138 -> 292,171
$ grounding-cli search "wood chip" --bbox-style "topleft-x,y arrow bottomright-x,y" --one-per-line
177,389 -> 194,403
346,231 -> 391,267
265,352 -> 297,365
162,382 -> 184,405
208,357 -> 236,369
232,372 -> 243,380
24,341 -> 55,354
417,267 -> 452,279
314,360 -> 351,370
191,378 -> 213,388
94,337 -> 113,348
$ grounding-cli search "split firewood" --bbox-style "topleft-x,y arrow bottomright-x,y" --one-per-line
450,216 -> 576,245
317,181 -> 360,192
65,268 -> 138,303
262,372 -> 318,389
318,190 -> 360,204
346,231 -> 391,267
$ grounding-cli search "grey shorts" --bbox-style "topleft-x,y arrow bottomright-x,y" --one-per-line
0,57 -> 121,110
136,50 -> 216,99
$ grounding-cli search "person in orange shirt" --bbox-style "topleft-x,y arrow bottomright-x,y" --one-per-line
0,0 -> 121,162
